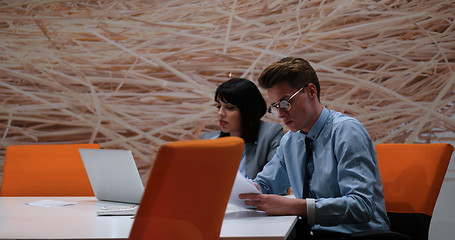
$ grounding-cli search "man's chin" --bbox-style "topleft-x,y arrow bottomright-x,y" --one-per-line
285,123 -> 299,132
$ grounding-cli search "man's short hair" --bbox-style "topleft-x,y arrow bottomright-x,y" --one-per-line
258,57 -> 321,100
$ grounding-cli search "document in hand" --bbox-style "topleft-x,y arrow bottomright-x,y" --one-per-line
228,171 -> 260,209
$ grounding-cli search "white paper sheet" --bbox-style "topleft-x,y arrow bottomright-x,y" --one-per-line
25,200 -> 77,208
228,171 -> 260,209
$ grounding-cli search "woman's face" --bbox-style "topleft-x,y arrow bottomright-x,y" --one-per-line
216,97 -> 242,137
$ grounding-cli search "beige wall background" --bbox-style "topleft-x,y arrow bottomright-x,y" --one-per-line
0,0 -> 454,183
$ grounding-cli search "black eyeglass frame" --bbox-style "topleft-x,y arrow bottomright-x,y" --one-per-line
267,84 -> 309,115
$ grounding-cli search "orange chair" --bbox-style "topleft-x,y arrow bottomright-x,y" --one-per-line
1,144 -> 100,196
129,137 -> 244,240
351,143 -> 454,240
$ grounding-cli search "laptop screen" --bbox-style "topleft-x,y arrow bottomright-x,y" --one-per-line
79,148 -> 144,204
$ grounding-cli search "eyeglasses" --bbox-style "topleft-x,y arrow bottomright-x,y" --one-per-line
267,85 -> 308,116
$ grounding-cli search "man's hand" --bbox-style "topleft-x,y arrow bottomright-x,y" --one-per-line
239,193 -> 307,216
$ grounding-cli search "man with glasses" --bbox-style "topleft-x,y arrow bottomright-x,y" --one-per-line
239,57 -> 390,239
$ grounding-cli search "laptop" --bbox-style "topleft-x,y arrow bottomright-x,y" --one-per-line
79,148 -> 144,204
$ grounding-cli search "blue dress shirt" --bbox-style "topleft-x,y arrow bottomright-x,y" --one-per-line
254,107 -> 390,234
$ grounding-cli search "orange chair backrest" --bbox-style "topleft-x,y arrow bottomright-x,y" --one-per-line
1,144 -> 100,196
129,137 -> 244,240
376,143 -> 453,216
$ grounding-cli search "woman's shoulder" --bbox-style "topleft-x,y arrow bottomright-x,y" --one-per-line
201,130 -> 221,139
258,121 -> 284,138
259,121 -> 283,132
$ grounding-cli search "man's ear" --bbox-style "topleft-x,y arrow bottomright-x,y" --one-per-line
308,84 -> 317,97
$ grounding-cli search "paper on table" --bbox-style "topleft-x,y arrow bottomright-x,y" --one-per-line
228,171 -> 260,209
25,200 -> 77,208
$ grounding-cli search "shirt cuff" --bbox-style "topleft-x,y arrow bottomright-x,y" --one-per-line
306,198 -> 315,225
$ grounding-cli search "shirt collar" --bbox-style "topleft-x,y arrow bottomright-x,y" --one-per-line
302,107 -> 328,141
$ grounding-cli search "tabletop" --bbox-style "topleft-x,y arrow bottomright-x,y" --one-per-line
0,197 -> 297,240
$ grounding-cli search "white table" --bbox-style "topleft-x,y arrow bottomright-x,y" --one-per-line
0,197 -> 297,240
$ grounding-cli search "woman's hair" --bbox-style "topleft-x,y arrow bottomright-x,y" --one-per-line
215,78 -> 267,142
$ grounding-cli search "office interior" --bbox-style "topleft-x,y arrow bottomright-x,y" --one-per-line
0,1 -> 454,239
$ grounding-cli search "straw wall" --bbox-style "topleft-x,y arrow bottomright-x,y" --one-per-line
1,0 -> 454,181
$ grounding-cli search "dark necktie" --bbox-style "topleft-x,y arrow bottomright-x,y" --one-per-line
303,137 -> 314,198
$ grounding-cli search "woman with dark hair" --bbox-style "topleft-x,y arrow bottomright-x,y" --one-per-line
202,78 -> 283,179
